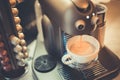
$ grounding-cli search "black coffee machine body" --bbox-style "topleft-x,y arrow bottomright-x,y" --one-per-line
32,0 -> 120,80
39,0 -> 99,59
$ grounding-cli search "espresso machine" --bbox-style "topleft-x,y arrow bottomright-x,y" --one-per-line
32,0 -> 120,80
0,0 -> 120,80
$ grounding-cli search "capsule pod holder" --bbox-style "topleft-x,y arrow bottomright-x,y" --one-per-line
0,0 -> 28,78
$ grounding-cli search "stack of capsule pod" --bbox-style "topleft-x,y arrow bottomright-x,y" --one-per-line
9,0 -> 29,67
0,0 -> 29,78
0,34 -> 12,71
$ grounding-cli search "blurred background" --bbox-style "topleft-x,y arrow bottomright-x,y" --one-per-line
104,0 -> 120,59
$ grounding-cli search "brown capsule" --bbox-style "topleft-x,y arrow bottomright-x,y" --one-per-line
1,57 -> 9,64
2,50 -> 7,56
3,64 -> 12,71
18,32 -> 24,39
0,42 -> 4,48
16,24 -> 22,32
13,45 -> 22,53
17,0 -> 24,3
12,8 -> 19,16
10,35 -> 20,45
0,50 -> 7,58
14,17 -> 21,24
20,39 -> 26,46
9,0 -> 16,7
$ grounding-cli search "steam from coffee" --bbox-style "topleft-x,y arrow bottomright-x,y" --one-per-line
91,0 -> 111,4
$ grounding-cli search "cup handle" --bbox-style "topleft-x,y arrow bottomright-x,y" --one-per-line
61,54 -> 74,65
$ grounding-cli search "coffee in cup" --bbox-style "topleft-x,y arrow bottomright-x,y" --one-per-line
62,35 -> 100,70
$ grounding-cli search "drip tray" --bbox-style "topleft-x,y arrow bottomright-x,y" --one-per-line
83,61 -> 107,79
58,61 -> 108,80
32,41 -> 120,80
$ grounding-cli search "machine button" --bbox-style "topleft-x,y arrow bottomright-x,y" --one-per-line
75,20 -> 85,31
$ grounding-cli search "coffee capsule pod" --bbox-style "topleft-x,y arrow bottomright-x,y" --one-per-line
3,64 -> 12,71
18,32 -> 24,39
13,45 -> 22,53
1,57 -> 9,64
22,46 -> 27,52
12,8 -> 19,16
24,52 -> 29,58
16,52 -> 24,60
17,59 -> 26,66
0,50 -> 4,58
17,0 -> 24,3
0,42 -> 4,48
9,0 -> 16,7
14,17 -> 21,24
16,24 -> 23,32
0,50 -> 7,58
10,35 -> 20,45
20,39 -> 26,46
1,61 -> 8,66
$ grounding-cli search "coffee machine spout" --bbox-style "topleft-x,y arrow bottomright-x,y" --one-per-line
72,0 -> 89,9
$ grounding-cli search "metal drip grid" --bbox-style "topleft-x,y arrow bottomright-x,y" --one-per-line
58,60 -> 108,80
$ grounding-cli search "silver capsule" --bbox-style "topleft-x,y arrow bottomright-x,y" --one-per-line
18,32 -> 24,39
24,52 -> 29,58
16,52 -> 24,60
17,59 -> 26,66
14,45 -> 22,53
22,46 -> 27,52
20,39 -> 26,46
10,35 -> 20,45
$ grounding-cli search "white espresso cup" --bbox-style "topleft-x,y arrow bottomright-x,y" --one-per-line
61,35 -> 100,70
